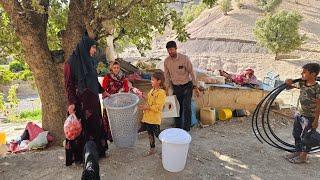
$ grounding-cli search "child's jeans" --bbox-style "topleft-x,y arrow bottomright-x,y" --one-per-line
292,113 -> 314,152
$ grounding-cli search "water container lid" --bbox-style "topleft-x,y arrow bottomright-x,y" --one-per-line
159,128 -> 192,144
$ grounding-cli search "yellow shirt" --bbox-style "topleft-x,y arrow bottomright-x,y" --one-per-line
142,88 -> 166,125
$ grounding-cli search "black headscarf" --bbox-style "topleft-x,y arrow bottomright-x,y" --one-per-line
68,33 -> 99,95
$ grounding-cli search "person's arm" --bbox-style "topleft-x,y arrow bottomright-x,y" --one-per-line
98,81 -> 104,94
285,79 -> 300,90
102,74 -> 109,90
123,78 -> 130,92
64,63 -> 77,105
312,98 -> 320,129
185,56 -> 197,88
64,63 -> 77,114
312,88 -> 320,129
185,56 -> 200,96
164,59 -> 171,90
140,91 -> 166,113
101,75 -> 110,98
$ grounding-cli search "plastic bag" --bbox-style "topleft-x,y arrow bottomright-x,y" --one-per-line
28,131 -> 48,150
131,87 -> 144,98
302,129 -> 320,147
64,114 -> 82,140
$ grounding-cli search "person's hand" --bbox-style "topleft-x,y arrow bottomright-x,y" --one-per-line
141,94 -> 147,100
102,91 -> 110,99
139,104 -> 149,110
285,79 -> 293,86
68,104 -> 75,114
194,87 -> 200,97
165,86 -> 170,96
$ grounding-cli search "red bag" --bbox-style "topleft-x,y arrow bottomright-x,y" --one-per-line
64,114 -> 82,140
25,122 -> 54,142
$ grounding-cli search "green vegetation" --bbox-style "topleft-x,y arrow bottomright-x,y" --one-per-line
9,60 -> 25,72
7,84 -> 19,109
182,3 -> 207,24
256,0 -> 282,13
203,0 -> 219,8
0,66 -> 16,84
19,109 -> 42,121
254,11 -> 306,60
219,0 -> 232,15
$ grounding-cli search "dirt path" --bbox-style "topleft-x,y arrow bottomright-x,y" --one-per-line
1,117 -> 320,180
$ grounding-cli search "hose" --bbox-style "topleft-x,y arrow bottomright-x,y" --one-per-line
252,77 -> 320,153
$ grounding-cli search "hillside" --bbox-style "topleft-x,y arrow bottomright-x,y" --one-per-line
120,0 -> 320,80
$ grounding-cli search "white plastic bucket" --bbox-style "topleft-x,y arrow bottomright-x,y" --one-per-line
159,128 -> 192,172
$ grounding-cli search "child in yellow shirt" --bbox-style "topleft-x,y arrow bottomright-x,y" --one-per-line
139,71 -> 166,156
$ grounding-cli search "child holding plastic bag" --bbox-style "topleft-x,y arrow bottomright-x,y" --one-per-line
139,71 -> 166,156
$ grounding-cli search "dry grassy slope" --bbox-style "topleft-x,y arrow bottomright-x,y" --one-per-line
120,0 -> 320,80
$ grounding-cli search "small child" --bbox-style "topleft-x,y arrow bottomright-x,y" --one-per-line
139,71 -> 166,156
285,63 -> 320,164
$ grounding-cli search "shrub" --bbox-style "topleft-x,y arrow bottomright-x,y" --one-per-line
9,60 -> 25,72
254,10 -> 306,60
18,69 -> 34,81
182,3 -> 207,23
256,0 -> 282,13
219,0 -> 232,15
0,66 -> 16,84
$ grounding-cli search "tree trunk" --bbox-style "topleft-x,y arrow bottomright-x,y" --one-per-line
275,52 -> 279,60
0,0 -> 87,144
105,35 -> 117,62
18,35 -> 67,144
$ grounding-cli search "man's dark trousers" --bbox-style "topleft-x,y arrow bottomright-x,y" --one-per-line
172,81 -> 193,131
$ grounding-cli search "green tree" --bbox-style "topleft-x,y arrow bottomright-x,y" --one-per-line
9,60 -> 25,72
203,0 -> 219,8
0,93 -> 5,113
256,0 -> 282,13
0,7 -> 23,62
254,10 -> 306,60
219,0 -> 232,15
0,0 -> 190,143
182,2 -> 207,24
7,84 -> 19,109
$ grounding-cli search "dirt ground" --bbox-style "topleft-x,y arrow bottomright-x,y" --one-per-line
1,116 -> 320,180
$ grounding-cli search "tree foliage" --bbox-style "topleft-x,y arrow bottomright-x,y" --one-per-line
9,60 -> 25,72
256,0 -> 282,13
182,2 -> 207,24
0,7 -> 23,62
0,0 -> 190,142
0,93 -> 5,112
203,0 -> 219,8
254,10 -> 307,59
47,0 -> 68,50
218,0 -> 232,15
1,0 -> 189,59
97,0 -> 190,54
7,84 -> 19,109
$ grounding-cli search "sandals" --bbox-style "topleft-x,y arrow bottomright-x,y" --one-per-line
288,156 -> 307,164
143,149 -> 157,157
284,153 -> 299,160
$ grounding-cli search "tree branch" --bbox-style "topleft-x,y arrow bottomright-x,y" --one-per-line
84,0 -> 96,38
97,0 -> 142,20
113,28 -> 126,42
